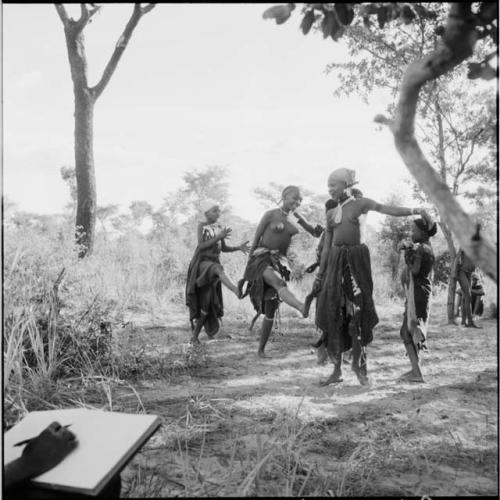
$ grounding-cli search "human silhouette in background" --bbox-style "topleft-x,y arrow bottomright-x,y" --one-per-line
453,248 -> 481,328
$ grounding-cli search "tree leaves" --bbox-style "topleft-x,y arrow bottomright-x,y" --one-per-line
262,3 -> 295,25
401,4 -> 416,25
321,10 -> 344,41
413,4 -> 438,21
377,5 -> 388,29
467,61 -> 498,80
300,9 -> 316,35
478,2 -> 498,25
334,3 -> 354,26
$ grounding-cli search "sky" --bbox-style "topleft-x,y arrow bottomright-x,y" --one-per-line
4,3 -> 433,225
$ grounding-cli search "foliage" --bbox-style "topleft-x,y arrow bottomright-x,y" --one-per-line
263,3 -> 497,79
370,194 -> 412,296
433,250 -> 452,286
315,3 -> 497,219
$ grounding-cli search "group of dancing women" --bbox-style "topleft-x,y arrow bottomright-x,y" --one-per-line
186,168 -> 438,385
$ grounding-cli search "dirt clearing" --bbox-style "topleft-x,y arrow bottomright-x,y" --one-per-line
115,302 -> 497,496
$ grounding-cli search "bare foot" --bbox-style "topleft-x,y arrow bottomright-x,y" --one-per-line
352,366 -> 369,386
319,373 -> 343,386
257,350 -> 271,359
397,370 -> 424,383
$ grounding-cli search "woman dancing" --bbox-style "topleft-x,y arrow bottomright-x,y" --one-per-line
239,185 -> 316,358
186,200 -> 249,344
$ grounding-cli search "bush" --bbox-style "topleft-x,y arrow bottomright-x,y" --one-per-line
433,251 -> 451,285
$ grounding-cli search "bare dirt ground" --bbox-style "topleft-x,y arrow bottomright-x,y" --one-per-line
116,302 -> 498,497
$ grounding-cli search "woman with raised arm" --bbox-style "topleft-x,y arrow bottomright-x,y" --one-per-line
186,200 -> 249,345
239,185 -> 318,358
313,168 -> 427,386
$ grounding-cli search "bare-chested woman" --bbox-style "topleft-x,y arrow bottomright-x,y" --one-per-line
239,186 -> 315,358
314,168 -> 428,386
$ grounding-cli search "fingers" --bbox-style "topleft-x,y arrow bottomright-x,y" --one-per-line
48,421 -> 61,432
44,422 -> 77,443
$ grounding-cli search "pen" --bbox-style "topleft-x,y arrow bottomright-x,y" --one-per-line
13,424 -> 73,447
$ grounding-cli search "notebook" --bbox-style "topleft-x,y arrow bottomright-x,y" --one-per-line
4,409 -> 161,496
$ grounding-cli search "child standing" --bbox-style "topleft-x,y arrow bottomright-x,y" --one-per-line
398,215 -> 437,382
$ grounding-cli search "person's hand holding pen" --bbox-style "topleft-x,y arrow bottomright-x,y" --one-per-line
5,421 -> 78,489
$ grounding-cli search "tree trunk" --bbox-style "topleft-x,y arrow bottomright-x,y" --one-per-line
435,102 -> 456,324
440,221 -> 457,323
74,88 -> 96,258
55,3 -> 156,258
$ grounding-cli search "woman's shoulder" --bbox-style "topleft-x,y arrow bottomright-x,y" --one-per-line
263,208 -> 280,219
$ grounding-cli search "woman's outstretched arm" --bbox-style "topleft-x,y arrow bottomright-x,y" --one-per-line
363,198 -> 424,217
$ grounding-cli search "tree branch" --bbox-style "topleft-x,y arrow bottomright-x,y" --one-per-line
75,3 -> 101,33
90,3 -> 155,100
140,3 -> 156,15
380,3 -> 497,281
54,3 -> 71,28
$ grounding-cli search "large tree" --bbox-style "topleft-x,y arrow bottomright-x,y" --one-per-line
263,2 -> 498,282
321,4 -> 495,321
55,3 -> 155,258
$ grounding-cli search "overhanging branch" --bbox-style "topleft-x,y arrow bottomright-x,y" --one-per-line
377,3 -> 497,282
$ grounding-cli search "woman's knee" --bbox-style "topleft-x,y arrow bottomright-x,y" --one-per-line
262,269 -> 286,290
207,264 -> 224,281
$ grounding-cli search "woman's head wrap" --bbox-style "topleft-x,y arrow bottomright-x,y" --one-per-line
200,199 -> 219,214
281,185 -> 301,200
414,217 -> 437,237
328,168 -> 358,187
